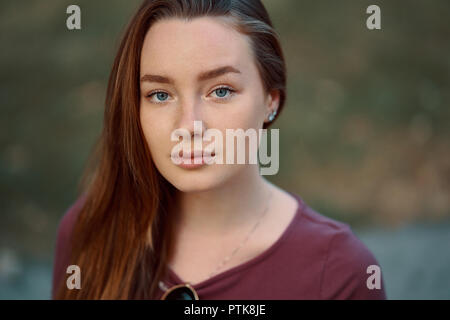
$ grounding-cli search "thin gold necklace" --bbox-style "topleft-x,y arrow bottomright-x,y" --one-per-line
160,190 -> 273,292
206,190 -> 273,279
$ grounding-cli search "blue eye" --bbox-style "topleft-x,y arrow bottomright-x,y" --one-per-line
155,92 -> 168,101
215,88 -> 228,97
213,86 -> 235,99
147,91 -> 169,103
145,86 -> 236,104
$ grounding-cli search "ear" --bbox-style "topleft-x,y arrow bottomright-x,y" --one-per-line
264,89 -> 281,123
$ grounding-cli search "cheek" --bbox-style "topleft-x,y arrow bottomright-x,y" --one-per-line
139,108 -> 168,155
139,109 -> 151,142
229,94 -> 265,130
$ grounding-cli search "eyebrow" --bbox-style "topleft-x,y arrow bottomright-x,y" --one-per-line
140,65 -> 241,84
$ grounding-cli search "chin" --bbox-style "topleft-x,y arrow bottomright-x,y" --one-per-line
159,163 -> 234,193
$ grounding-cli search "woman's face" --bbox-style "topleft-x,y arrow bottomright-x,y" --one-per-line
139,17 -> 278,192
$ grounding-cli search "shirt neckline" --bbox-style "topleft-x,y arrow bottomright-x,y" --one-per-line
165,192 -> 305,290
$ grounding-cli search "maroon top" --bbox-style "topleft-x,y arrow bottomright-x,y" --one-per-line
52,193 -> 387,299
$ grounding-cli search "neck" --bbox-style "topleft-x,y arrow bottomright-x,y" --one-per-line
172,165 -> 272,236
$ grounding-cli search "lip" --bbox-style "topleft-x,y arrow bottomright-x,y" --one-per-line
175,151 -> 216,169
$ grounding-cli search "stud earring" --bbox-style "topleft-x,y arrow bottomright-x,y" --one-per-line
268,109 -> 277,122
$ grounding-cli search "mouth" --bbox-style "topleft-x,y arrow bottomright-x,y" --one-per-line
181,150 -> 215,160
173,150 -> 216,169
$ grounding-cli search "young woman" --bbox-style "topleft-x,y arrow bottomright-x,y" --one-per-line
52,0 -> 387,300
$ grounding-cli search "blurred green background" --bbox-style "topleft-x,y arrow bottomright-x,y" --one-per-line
1,0 -> 449,299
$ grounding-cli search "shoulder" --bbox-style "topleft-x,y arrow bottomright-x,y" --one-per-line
289,194 -> 387,299
288,193 -> 353,246
51,194 -> 86,298
55,195 -> 86,247
57,196 -> 85,237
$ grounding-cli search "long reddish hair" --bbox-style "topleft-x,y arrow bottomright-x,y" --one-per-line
54,0 -> 286,299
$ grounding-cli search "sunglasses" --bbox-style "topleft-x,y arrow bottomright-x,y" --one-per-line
160,281 -> 200,300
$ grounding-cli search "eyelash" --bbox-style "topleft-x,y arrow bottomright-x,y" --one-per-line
145,86 -> 236,104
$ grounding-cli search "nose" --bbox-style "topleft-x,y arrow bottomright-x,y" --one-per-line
176,97 -> 207,138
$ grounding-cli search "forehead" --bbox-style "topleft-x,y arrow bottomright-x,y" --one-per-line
140,17 -> 254,76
